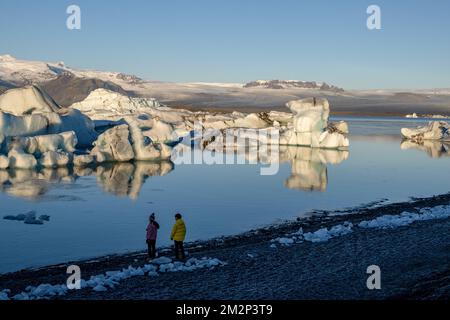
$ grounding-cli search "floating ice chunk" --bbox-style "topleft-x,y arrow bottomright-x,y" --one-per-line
280,98 -> 349,149
91,125 -> 135,162
70,88 -> 163,120
0,87 -> 97,147
142,119 -> 177,143
8,147 -> 37,169
73,154 -> 95,167
3,213 -> 28,221
270,244 -> 277,249
12,132 -> 78,155
0,111 -> 49,138
0,85 -> 60,115
4,211 -> 49,225
39,150 -> 71,168
24,215 -> 44,225
401,121 -> 450,141
319,131 -> 350,149
127,120 -> 172,161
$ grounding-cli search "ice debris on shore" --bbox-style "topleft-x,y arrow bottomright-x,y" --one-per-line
4,257 -> 226,300
358,205 -> 450,229
0,289 -> 10,301
303,222 -> 354,243
270,205 -> 450,248
271,223 -> 354,247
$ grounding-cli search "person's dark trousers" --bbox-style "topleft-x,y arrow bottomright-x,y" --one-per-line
147,240 -> 156,259
174,241 -> 185,260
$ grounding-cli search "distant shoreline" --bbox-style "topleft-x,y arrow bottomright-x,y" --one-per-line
166,103 -> 450,119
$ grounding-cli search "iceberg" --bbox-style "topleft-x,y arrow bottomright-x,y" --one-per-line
280,98 -> 349,149
90,124 -> 172,162
91,125 -> 135,162
73,154 -> 95,167
0,86 -> 97,147
70,88 -> 163,120
7,147 -> 37,169
401,121 -> 450,142
39,151 -> 71,168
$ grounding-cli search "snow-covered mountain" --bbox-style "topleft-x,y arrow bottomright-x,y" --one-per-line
244,80 -> 344,92
0,54 -> 145,90
1,54 -> 449,116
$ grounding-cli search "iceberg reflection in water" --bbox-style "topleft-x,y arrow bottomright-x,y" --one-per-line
0,146 -> 349,201
279,147 -> 349,192
401,140 -> 450,158
0,161 -> 175,200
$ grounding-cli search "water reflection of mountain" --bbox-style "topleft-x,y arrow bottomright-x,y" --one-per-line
0,161 -> 174,200
401,140 -> 450,158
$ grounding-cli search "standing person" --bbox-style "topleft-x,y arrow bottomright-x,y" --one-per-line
146,213 -> 160,260
170,213 -> 186,261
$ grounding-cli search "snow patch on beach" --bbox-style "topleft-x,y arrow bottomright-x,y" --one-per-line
0,289 -> 11,301
270,205 -> 450,248
358,205 -> 450,229
303,222 -> 354,243
3,257 -> 226,300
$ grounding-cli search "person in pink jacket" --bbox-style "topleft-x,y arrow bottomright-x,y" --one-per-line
146,213 -> 160,260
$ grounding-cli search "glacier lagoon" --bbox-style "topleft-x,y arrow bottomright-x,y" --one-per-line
0,117 -> 449,274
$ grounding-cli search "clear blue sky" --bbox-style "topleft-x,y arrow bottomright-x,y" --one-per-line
1,0 -> 449,89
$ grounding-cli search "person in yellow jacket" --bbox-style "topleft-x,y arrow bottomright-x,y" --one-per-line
171,213 -> 186,260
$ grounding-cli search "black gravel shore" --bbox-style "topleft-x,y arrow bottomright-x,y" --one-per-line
1,193 -> 450,300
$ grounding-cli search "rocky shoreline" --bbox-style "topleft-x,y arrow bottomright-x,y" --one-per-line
1,193 -> 450,300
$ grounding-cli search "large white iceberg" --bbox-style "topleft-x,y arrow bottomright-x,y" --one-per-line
90,124 -> 172,162
280,98 -> 349,149
70,88 -> 162,120
401,121 -> 450,141
0,111 -> 49,138
0,86 -> 97,147
7,147 -> 38,169
39,151 -> 71,168
0,132 -> 78,169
